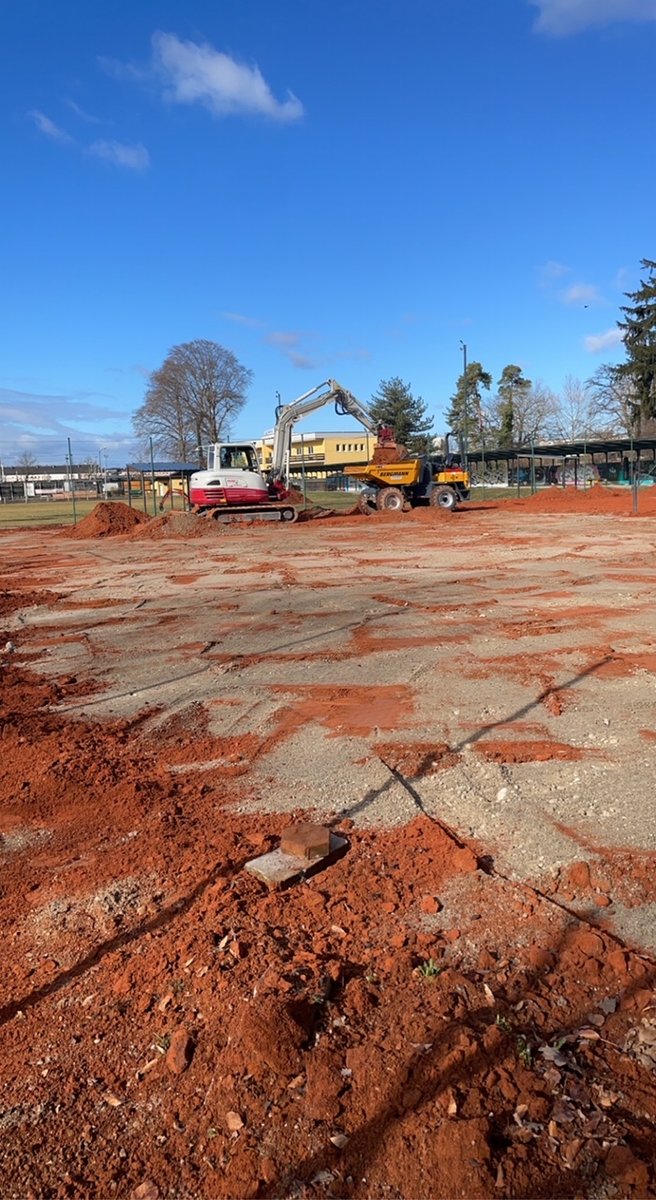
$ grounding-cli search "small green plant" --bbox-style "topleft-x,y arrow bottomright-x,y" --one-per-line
171,978 -> 185,996
207,1127 -> 218,1140
516,1035 -> 533,1067
155,1033 -> 171,1052
418,957 -> 443,979
495,1013 -> 512,1033
364,970 -> 378,984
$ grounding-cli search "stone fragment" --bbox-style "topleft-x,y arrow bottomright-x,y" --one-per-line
131,1182 -> 159,1200
166,1028 -> 193,1075
420,895 -> 441,914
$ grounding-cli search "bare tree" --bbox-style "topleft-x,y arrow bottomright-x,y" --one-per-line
133,339 -> 253,461
16,451 -> 37,477
586,363 -> 639,437
506,381 -> 560,445
545,376 -> 595,441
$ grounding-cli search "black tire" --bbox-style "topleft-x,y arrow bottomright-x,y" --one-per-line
430,486 -> 457,510
357,491 -> 376,515
376,486 -> 405,512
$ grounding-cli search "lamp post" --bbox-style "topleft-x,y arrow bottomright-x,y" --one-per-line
459,340 -> 468,472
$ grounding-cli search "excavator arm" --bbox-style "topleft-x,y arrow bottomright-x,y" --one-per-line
269,380 -> 378,484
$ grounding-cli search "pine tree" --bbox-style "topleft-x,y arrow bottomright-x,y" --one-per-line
617,258 -> 656,429
494,365 -> 532,448
369,377 -> 433,454
445,362 -> 492,452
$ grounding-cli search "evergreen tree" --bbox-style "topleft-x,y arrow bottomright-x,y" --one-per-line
617,258 -> 656,429
494,365 -> 532,448
445,362 -> 492,452
369,377 -> 433,453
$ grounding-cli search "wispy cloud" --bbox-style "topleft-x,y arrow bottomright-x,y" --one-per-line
334,346 -> 372,362
29,109 -> 73,143
220,311 -> 265,329
562,282 -> 604,305
265,330 -> 317,369
222,312 -> 367,370
530,0 -> 656,36
0,387 -> 135,461
615,265 -> 632,291
98,56 -> 146,83
584,328 -> 623,353
30,103 -> 147,170
151,32 -> 304,122
65,98 -> 103,125
538,259 -> 570,287
89,139 -> 150,170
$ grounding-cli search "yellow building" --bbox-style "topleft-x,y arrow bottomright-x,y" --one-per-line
255,430 -> 374,473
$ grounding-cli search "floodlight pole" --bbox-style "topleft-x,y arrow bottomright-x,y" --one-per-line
149,436 -> 158,516
67,437 -> 77,526
459,341 -> 468,472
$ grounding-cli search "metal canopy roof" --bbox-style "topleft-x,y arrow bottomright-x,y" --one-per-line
466,436 -> 656,462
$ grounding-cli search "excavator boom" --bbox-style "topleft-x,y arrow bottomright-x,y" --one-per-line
270,379 -> 378,484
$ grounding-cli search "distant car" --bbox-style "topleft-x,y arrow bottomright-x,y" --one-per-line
325,474 -> 346,490
325,473 -> 365,492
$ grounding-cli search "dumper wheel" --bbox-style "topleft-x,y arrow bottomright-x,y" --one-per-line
430,486 -> 457,510
357,491 -> 376,515
376,486 -> 405,512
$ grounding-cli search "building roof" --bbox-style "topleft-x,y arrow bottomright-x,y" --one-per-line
126,461 -> 199,474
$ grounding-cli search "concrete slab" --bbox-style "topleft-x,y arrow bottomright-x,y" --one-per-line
244,833 -> 348,889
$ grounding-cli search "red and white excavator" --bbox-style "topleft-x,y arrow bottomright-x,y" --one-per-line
189,379 -> 378,521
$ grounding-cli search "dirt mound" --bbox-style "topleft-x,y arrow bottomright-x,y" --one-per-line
69,502 -> 149,539
510,485 -> 656,516
130,511 -> 228,539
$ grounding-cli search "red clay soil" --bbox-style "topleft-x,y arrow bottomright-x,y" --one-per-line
474,738 -> 596,764
70,502 -> 150,538
502,485 -> 656,517
3,599 -> 656,1196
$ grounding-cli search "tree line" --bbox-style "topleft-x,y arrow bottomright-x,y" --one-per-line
445,258 -> 656,451
133,258 -> 656,461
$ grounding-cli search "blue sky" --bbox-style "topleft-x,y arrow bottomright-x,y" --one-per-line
2,0 -> 655,464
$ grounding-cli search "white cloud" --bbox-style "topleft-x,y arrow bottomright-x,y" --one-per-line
287,351 -> 318,369
584,328 -> 623,352
538,260 -> 570,287
0,387 -> 135,461
562,282 -> 604,305
98,56 -> 147,83
220,311 -> 264,329
29,109 -> 73,143
531,0 -> 656,36
266,331 -> 300,349
152,32 -> 304,122
65,98 -> 103,125
265,330 -> 317,369
89,140 -> 150,170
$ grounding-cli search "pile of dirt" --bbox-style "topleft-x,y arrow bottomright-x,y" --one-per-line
69,502 -> 150,539
510,485 -> 656,516
130,511 -> 229,540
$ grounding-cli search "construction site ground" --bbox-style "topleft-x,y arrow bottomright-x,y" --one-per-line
2,491 -> 656,1199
